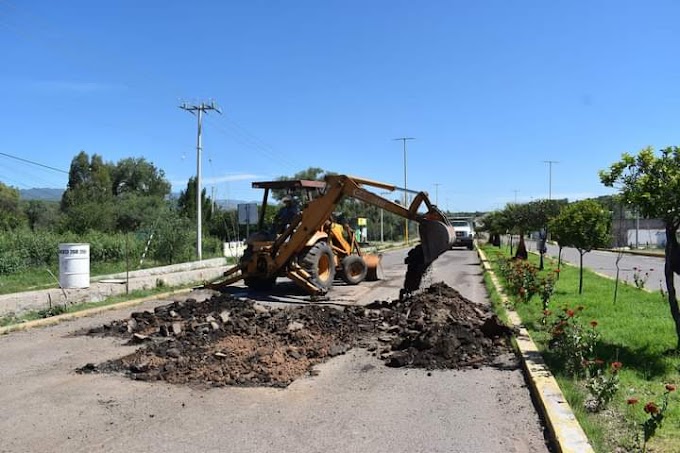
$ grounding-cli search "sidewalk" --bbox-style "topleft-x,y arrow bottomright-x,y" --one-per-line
0,258 -> 228,317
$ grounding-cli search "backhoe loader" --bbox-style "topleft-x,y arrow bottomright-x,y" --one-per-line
207,174 -> 455,296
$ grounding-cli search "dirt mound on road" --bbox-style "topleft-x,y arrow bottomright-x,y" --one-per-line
78,283 -> 514,387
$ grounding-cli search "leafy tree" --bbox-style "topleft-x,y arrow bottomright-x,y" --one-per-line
600,146 -> 680,348
177,176 -> 214,224
503,203 -> 533,259
478,211 -> 506,246
549,199 -> 611,294
61,151 -> 113,210
148,209 -> 194,264
115,195 -> 167,233
23,199 -> 60,232
111,157 -> 171,198
526,199 -> 565,269
0,182 -> 24,230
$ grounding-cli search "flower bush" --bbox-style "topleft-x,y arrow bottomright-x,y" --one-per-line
632,267 -> 653,290
627,384 -> 675,452
546,305 -> 599,377
584,360 -> 622,412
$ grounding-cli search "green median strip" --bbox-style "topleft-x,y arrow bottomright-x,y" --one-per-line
480,244 -> 680,453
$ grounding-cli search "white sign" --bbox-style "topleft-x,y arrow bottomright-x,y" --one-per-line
238,203 -> 259,225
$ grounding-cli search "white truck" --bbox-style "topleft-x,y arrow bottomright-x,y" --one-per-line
449,218 -> 475,250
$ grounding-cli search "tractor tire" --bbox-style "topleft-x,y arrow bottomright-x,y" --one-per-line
340,255 -> 367,285
300,241 -> 336,291
244,276 -> 276,291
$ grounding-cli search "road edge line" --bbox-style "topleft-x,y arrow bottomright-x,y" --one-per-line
478,247 -> 594,453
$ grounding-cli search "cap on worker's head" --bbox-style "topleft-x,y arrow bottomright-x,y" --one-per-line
282,195 -> 292,203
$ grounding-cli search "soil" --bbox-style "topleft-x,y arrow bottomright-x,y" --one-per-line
78,282 -> 514,388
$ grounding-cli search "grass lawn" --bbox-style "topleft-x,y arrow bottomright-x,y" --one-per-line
481,244 -> 680,453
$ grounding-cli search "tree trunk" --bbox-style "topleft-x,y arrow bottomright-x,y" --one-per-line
515,233 -> 528,260
557,246 -> 563,279
579,250 -> 584,294
665,226 -> 680,350
509,234 -> 514,256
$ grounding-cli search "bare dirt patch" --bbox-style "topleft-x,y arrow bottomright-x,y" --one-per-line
78,282 -> 515,387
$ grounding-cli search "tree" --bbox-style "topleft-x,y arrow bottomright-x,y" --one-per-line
23,200 -> 60,232
0,182 -> 24,230
61,151 -> 113,210
549,199 -> 611,294
478,211 -> 506,246
526,199 -> 565,269
503,203 -> 533,259
112,157 -> 171,198
600,146 -> 680,348
177,176 -> 214,224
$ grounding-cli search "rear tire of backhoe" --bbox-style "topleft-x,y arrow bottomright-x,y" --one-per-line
340,255 -> 367,285
300,242 -> 336,291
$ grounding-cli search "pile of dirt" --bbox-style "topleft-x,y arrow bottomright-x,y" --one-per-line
78,282 -> 514,388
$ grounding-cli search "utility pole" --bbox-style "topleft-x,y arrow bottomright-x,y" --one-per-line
394,137 -> 415,244
513,189 -> 519,203
434,183 -> 441,206
543,160 -> 559,200
180,100 -> 221,260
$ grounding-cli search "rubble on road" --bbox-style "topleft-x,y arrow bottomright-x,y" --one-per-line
78,282 -> 515,388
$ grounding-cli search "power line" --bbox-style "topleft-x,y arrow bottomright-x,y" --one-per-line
0,151 -> 68,174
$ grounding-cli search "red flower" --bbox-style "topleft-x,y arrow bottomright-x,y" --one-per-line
627,398 -> 639,405
589,320 -> 598,328
611,361 -> 623,372
543,310 -> 552,316
666,384 -> 676,392
644,402 -> 659,414
566,309 -> 575,318
554,269 -> 561,274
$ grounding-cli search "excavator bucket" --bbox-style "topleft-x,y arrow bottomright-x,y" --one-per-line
419,219 -> 456,264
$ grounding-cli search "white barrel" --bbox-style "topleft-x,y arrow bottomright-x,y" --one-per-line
58,243 -> 90,288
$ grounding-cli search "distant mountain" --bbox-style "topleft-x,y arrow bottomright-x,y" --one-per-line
216,199 -> 252,210
19,188 -> 64,201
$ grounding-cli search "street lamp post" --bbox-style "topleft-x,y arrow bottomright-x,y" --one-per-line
395,137 -> 415,244
544,160 -> 559,200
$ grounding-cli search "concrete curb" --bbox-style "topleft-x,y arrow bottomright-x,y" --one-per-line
477,247 -> 594,453
0,287 -> 193,336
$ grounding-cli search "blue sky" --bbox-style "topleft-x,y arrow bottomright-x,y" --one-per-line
1,1 -> 679,212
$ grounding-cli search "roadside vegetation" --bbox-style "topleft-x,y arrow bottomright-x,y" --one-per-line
0,282 -> 197,329
482,243 -> 679,452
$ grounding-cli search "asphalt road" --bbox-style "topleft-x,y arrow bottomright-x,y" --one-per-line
0,247 -> 550,453
523,239 -> 675,293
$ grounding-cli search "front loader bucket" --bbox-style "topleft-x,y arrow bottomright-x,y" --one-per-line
419,220 -> 456,264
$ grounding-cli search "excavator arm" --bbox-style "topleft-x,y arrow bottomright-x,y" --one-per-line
206,174 -> 455,295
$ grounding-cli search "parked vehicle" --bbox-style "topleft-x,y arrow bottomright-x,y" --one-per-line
449,218 -> 475,250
